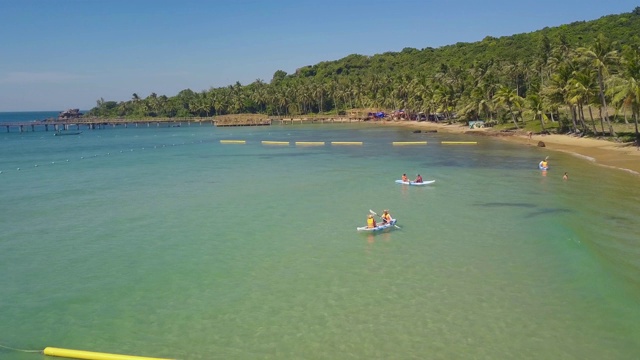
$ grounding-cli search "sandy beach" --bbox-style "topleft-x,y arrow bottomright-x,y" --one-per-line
384,121 -> 640,176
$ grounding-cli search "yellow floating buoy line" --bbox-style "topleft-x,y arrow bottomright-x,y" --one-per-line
215,140 -> 480,146
42,347 -> 175,360
392,141 -> 427,146
0,344 -> 174,360
3,137 -> 481,175
330,141 -> 363,146
295,141 -> 325,146
261,140 -> 290,146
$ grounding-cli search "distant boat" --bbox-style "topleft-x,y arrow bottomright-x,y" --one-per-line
54,131 -> 82,136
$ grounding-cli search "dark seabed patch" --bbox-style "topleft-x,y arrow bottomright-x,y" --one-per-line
474,202 -> 538,209
526,207 -> 573,217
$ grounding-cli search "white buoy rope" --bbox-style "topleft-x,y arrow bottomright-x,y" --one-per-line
0,343 -> 40,353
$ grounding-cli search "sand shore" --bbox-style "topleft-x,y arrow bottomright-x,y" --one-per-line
382,121 -> 640,176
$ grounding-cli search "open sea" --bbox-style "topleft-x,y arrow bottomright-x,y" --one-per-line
0,111 -> 62,122
1,112 -> 639,359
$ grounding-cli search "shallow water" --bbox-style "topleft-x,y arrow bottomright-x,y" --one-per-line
1,124 -> 639,359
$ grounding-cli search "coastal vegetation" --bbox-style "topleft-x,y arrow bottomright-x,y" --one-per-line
87,7 -> 640,142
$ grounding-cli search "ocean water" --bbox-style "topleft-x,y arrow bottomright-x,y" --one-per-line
0,111 -> 62,122
0,123 -> 639,359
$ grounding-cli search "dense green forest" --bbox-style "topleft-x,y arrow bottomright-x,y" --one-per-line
88,7 -> 640,137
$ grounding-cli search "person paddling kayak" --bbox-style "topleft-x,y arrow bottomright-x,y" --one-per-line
366,214 -> 377,228
381,209 -> 393,224
539,156 -> 549,170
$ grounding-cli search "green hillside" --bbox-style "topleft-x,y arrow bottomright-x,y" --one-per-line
290,9 -> 640,80
89,7 -> 640,139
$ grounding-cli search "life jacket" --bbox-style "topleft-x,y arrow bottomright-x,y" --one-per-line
541,161 -> 548,168
382,213 -> 392,222
367,217 -> 376,228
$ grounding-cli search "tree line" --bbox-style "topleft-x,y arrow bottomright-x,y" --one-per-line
87,7 -> 640,139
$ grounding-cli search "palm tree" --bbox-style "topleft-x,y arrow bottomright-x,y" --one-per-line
568,68 -> 599,133
609,47 -> 640,146
412,75 -> 437,119
609,76 -> 639,135
146,92 -> 160,117
433,83 -> 456,121
526,92 -> 547,131
365,74 -> 384,109
459,84 -> 493,122
249,79 -> 268,114
156,95 -> 169,117
543,58 -> 579,132
577,34 -> 618,136
327,78 -> 340,115
187,93 -> 201,116
274,86 -> 289,116
225,82 -> 245,114
535,34 -> 553,87
494,85 -> 524,129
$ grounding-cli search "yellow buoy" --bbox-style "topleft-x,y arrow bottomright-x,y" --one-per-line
219,140 -> 246,144
261,141 -> 290,145
43,347 -> 174,360
391,141 -> 427,146
330,141 -> 363,146
295,141 -> 325,146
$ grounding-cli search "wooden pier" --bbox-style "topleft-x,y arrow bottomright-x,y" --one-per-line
0,115 -> 367,133
0,117 -> 215,133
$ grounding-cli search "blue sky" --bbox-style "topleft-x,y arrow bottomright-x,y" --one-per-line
0,0 -> 638,111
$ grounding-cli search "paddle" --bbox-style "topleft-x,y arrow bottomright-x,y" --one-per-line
369,209 -> 400,229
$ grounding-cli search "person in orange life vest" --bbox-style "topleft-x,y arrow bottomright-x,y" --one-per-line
539,157 -> 549,169
415,174 -> 423,183
381,209 -> 393,224
401,174 -> 408,182
367,214 -> 377,228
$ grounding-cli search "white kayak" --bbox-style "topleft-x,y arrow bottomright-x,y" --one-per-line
395,179 -> 435,186
357,219 -> 398,232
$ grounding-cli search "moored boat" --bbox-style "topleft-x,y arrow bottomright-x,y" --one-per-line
54,131 -> 82,136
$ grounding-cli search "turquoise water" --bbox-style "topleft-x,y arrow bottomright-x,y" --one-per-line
1,124 -> 639,359
0,111 -> 62,122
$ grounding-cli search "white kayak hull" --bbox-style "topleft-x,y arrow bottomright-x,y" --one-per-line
395,179 -> 435,186
357,219 -> 397,232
